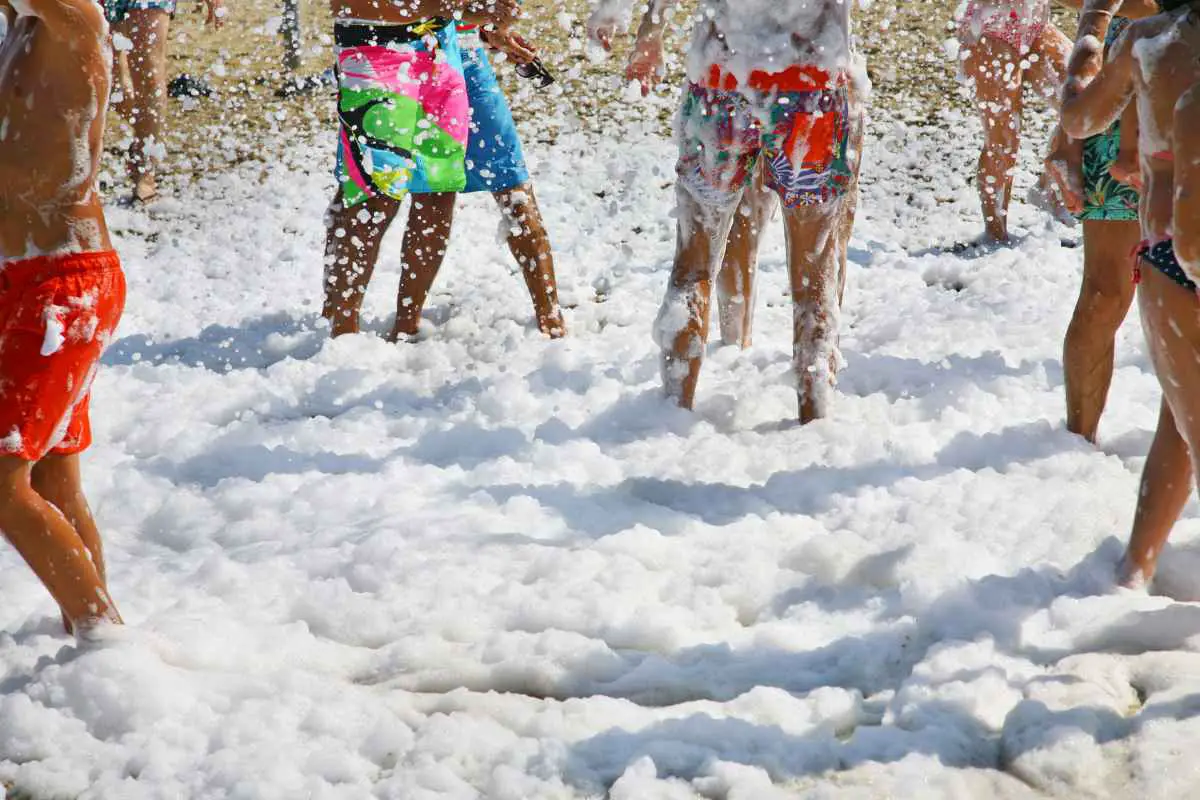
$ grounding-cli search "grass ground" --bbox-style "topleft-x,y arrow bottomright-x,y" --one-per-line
103,0 -> 1078,193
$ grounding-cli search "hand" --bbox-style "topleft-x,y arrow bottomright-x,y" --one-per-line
481,26 -> 537,64
1044,127 -> 1086,215
625,34 -> 663,96
465,0 -> 519,28
202,0 -> 225,29
588,19 -> 615,51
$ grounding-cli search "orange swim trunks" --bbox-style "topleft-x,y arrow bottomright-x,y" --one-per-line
0,251 -> 126,462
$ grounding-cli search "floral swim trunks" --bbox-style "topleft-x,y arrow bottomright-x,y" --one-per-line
103,0 -> 175,25
1077,17 -> 1139,223
676,65 -> 857,210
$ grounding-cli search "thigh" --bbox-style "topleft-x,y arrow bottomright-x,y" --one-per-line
1027,22 -> 1070,103
675,84 -> 761,211
1081,220 -> 1141,296
1138,267 -> 1200,452
961,37 -> 1025,129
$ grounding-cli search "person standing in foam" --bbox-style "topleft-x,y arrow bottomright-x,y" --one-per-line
321,0 -> 520,338
588,1 -> 779,350
594,0 -> 866,424
0,0 -> 126,636
1060,0 -> 1200,588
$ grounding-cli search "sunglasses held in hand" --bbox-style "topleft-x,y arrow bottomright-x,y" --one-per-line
515,58 -> 555,89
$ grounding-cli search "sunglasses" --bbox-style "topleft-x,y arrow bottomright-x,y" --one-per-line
515,57 -> 555,89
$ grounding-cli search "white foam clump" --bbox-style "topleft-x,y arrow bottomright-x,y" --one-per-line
40,306 -> 66,356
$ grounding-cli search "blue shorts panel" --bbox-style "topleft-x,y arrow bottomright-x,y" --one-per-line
461,46 -> 529,194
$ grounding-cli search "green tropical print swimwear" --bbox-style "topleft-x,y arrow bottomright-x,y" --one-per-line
1077,121 -> 1139,222
1077,16 -> 1139,223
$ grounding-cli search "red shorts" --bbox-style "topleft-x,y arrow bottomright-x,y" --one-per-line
0,251 -> 126,462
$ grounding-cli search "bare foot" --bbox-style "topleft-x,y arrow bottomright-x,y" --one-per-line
539,313 -> 567,339
1117,553 -> 1153,592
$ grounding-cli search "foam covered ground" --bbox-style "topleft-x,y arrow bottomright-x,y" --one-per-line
3,102 -> 1200,798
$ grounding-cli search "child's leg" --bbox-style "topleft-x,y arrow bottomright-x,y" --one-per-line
784,199 -> 849,424
961,36 -> 1026,241
31,455 -> 107,588
115,9 -> 170,202
1120,397 -> 1193,587
1111,103 -> 1141,189
1128,266 -> 1200,585
388,193 -> 457,341
0,457 -> 120,629
494,185 -> 566,339
716,177 -> 774,348
658,187 -> 740,409
1063,219 -> 1140,442
322,191 -> 403,337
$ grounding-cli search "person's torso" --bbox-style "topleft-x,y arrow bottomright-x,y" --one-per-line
684,0 -> 854,80
0,16 -> 111,258
1132,9 -> 1200,240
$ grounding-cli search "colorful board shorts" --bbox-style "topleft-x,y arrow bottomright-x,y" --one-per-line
103,0 -> 175,25
1137,241 -> 1196,294
420,25 -> 529,195
0,251 -> 126,462
957,0 -> 1050,54
1078,17 -> 1139,222
334,20 -> 470,208
676,65 -> 856,210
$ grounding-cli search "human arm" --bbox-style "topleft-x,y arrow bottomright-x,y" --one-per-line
587,0 -> 637,50
1060,18 -> 1137,139
481,26 -> 537,64
1174,85 -> 1200,285
626,0 -> 675,94
8,0 -> 105,39
1056,0 -> 1162,20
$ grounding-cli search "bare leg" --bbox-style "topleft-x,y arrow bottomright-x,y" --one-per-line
1120,398 -> 1193,587
785,198 -> 850,424
657,186 -> 739,409
716,178 -> 774,348
322,190 -> 403,337
0,457 -> 120,630
1063,220 -> 1140,442
962,36 -> 1026,242
1123,266 -> 1200,586
388,192 -> 457,340
495,185 -> 566,338
114,9 -> 170,202
1026,23 -> 1070,106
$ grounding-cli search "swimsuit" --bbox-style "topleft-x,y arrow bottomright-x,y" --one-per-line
0,251 -> 125,462
334,19 -> 469,208
957,0 -> 1051,54
413,24 -> 529,195
1137,240 -> 1196,293
676,65 -> 857,209
103,0 -> 175,25
1078,17 -> 1140,223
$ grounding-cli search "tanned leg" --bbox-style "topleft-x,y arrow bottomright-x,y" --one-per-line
716,177 -> 774,348
494,184 -> 566,338
322,190 -> 403,337
1063,219 -> 1140,442
0,456 -> 120,630
115,9 -> 170,202
962,36 -> 1026,242
785,197 -> 850,424
1122,267 -> 1200,586
657,185 -> 739,410
388,192 -> 457,340
1120,397 -> 1193,587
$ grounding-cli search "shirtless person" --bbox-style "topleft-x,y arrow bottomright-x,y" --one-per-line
597,0 -> 864,422
0,0 -> 125,634
588,2 -> 778,348
321,0 -> 520,338
1060,0 -> 1200,586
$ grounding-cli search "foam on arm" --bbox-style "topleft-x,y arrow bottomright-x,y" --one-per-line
1061,24 -> 1137,139
1174,84 -> 1200,286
